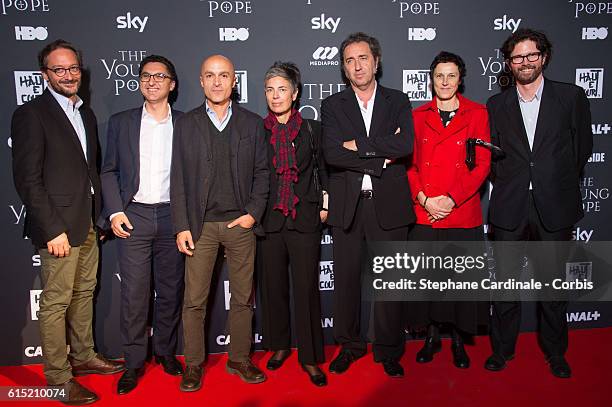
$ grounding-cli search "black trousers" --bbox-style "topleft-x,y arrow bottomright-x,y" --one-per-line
332,196 -> 409,362
118,203 -> 185,369
259,224 -> 324,365
490,193 -> 571,359
407,224 -> 488,335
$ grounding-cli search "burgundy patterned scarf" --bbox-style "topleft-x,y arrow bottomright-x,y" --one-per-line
264,109 -> 302,219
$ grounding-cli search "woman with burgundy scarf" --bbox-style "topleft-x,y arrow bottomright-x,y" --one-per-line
258,61 -> 328,386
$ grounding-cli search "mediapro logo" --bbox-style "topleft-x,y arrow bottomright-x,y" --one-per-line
15,26 -> 48,41
312,46 -> 338,60
408,27 -> 436,41
116,12 -> 148,33
219,27 -> 249,41
582,27 -> 608,40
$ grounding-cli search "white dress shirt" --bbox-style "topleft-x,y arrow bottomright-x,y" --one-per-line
48,86 -> 87,161
356,82 -> 377,191
517,79 -> 544,190
133,103 -> 174,204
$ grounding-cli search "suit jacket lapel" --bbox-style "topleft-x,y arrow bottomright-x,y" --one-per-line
43,90 -> 89,165
531,79 -> 555,154
340,88 -> 367,139
128,107 -> 142,183
193,104 -> 212,161
504,89 -> 532,157
369,85 -> 388,139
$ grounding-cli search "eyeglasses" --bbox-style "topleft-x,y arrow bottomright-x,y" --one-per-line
139,72 -> 173,82
509,52 -> 542,65
45,65 -> 82,77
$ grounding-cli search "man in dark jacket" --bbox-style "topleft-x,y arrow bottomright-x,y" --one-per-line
171,55 -> 269,391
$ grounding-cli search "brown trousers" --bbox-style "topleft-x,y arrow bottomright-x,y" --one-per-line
38,225 -> 98,385
182,221 -> 256,365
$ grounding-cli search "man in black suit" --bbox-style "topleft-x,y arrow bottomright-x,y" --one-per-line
11,39 -> 123,405
321,32 -> 415,377
99,55 -> 185,394
171,55 -> 269,391
485,29 -> 593,378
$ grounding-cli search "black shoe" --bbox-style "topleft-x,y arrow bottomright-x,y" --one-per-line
117,368 -> 143,395
484,354 -> 508,371
266,350 -> 291,371
450,330 -> 470,369
382,360 -> 404,378
155,355 -> 183,376
301,364 -> 327,387
547,356 -> 571,378
451,343 -> 470,369
416,337 -> 442,363
329,350 -> 358,374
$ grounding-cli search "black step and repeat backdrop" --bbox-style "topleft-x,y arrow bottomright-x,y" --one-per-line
1,0 -> 611,365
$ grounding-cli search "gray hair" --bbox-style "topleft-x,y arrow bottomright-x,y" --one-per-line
264,61 -> 302,94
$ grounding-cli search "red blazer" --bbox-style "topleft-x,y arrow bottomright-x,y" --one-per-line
407,94 -> 490,228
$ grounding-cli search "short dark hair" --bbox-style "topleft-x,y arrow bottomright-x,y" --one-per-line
138,54 -> 177,80
501,28 -> 552,69
264,61 -> 302,95
340,32 -> 382,69
429,51 -> 466,94
38,39 -> 82,70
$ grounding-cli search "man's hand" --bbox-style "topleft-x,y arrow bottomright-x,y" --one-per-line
176,230 -> 195,256
47,232 -> 70,258
343,139 -> 357,151
111,213 -> 133,238
227,214 -> 256,229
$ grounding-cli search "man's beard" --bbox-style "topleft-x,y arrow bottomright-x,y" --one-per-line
49,78 -> 80,98
513,64 -> 543,85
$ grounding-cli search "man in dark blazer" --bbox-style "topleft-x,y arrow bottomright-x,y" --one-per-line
171,55 -> 269,391
322,32 -> 415,377
485,29 -> 593,378
11,39 -> 123,405
98,55 -> 185,395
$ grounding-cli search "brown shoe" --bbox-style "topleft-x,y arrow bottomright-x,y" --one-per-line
72,355 -> 125,376
50,378 -> 98,406
226,359 -> 266,384
179,365 -> 203,392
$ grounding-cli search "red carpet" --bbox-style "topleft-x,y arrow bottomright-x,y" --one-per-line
0,328 -> 610,406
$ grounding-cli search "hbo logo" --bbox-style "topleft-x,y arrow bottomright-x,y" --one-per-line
15,26 -> 48,41
219,27 -> 249,41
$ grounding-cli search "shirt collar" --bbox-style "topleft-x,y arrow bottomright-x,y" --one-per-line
517,78 -> 544,103
48,85 -> 83,112
205,99 -> 232,119
142,102 -> 172,124
355,81 -> 377,109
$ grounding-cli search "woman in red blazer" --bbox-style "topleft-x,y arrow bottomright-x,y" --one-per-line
407,51 -> 490,369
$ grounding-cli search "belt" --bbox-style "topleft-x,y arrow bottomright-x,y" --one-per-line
360,190 -> 373,199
